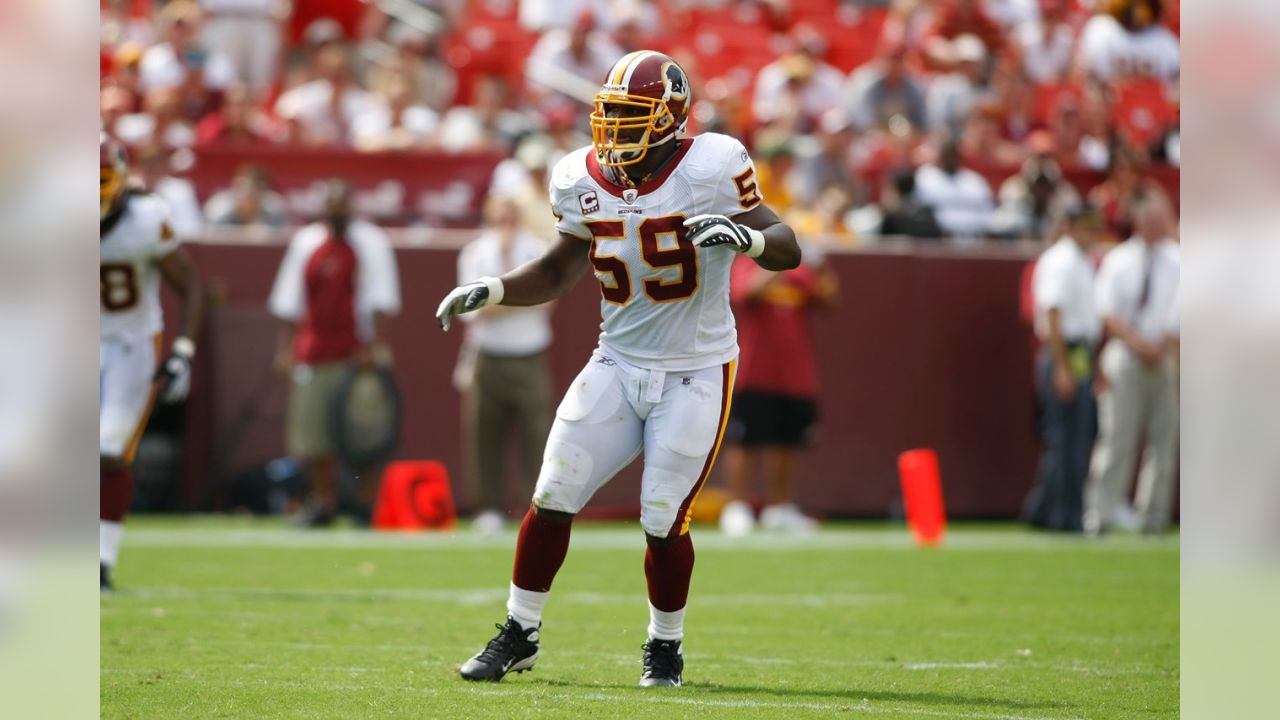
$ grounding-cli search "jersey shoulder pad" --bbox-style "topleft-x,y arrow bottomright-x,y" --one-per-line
548,146 -> 597,238
549,146 -> 595,198
682,132 -> 752,183
125,191 -> 172,227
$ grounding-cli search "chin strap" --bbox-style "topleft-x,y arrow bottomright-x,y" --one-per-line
608,136 -> 682,188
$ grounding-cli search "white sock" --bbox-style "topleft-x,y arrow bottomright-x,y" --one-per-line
507,582 -> 548,630
100,521 -> 124,567
647,602 -> 685,641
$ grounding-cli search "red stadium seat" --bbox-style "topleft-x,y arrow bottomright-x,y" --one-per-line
818,7 -> 888,73
1032,81 -> 1083,126
789,0 -> 836,15
443,6 -> 538,106
1112,77 -> 1176,150
287,0 -> 364,46
690,22 -> 780,76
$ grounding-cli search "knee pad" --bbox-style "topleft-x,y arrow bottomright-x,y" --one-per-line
640,466 -> 698,538
532,438 -> 596,514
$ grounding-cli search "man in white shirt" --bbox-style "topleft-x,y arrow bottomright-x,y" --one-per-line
926,34 -> 990,138
455,196 -> 554,534
139,1 -> 236,94
752,26 -> 846,132
199,0 -> 282,93
1015,0 -> 1076,85
524,13 -> 623,116
351,71 -> 439,151
1085,197 -> 1180,535
274,45 -> 382,146
914,139 -> 996,238
268,180 -> 401,525
1022,204 -> 1103,532
1077,3 -> 1180,86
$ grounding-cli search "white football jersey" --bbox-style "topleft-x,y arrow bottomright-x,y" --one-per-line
100,192 -> 178,341
549,132 -> 765,371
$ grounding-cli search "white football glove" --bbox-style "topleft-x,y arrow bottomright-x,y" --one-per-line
435,276 -> 504,331
155,337 -> 195,404
683,214 -> 766,258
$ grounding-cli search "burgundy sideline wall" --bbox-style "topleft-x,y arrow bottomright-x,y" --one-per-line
176,242 -> 1040,518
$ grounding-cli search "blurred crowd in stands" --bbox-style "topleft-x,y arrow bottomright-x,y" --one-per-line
100,0 -> 1179,243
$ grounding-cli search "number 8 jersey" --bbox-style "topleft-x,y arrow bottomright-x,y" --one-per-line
100,192 -> 178,342
550,132 -> 764,371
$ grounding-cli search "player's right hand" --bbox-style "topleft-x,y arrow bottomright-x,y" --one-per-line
435,281 -> 491,331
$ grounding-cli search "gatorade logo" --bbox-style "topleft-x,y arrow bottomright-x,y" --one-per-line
407,473 -> 452,525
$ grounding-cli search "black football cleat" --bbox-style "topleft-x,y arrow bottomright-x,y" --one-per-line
100,563 -> 113,593
459,617 -> 540,682
638,638 -> 683,687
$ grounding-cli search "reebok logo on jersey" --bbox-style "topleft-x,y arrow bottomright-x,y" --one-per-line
579,191 -> 599,215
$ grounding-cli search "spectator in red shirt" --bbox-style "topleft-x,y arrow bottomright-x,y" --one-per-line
195,83 -> 277,147
1047,94 -> 1109,171
268,179 -> 401,525
718,253 -> 838,535
1087,142 -> 1169,243
106,42 -> 146,112
923,0 -> 1007,70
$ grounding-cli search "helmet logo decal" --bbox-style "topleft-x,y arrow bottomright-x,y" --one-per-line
662,62 -> 689,103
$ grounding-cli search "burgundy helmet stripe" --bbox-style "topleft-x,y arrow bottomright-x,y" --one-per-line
621,51 -> 659,89
607,50 -> 647,86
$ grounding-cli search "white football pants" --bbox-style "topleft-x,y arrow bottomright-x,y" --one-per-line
100,335 -> 159,462
531,347 -> 736,538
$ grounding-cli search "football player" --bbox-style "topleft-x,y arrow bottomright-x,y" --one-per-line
100,134 -> 205,591
437,51 -> 801,687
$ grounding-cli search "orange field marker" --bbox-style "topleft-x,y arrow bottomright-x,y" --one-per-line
897,448 -> 947,547
372,460 -> 457,531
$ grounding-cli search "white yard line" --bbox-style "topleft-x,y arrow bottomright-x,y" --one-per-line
903,662 -> 1003,670
121,527 -> 1178,553
117,585 -> 899,607
98,627 -> 1170,677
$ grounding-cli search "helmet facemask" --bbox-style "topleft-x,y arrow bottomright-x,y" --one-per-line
101,166 -> 126,221
100,133 -> 128,222
590,92 -> 678,168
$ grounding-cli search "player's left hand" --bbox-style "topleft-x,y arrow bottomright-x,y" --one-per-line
155,337 -> 195,404
684,214 -> 765,258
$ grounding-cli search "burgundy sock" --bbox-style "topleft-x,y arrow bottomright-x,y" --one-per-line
101,466 -> 134,522
511,506 -> 573,592
645,533 -> 696,612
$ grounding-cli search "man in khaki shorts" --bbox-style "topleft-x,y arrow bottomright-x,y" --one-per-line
269,180 -> 401,525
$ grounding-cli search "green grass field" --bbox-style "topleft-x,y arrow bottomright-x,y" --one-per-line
101,518 -> 1178,719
